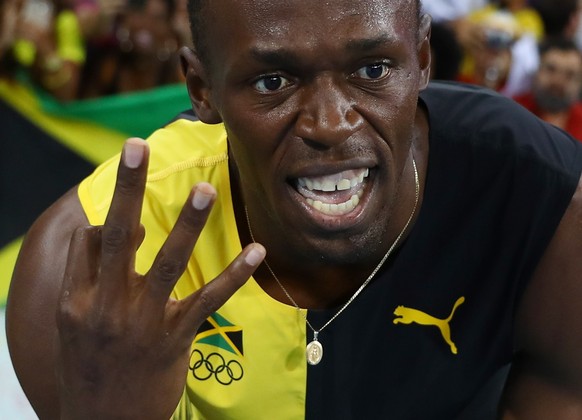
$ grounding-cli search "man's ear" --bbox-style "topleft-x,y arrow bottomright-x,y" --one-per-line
179,46 -> 222,124
417,13 -> 432,90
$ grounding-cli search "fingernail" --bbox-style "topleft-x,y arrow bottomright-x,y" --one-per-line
245,246 -> 265,266
124,139 -> 145,169
192,188 -> 213,210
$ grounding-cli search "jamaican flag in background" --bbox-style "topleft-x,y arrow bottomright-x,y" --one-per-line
0,79 -> 192,307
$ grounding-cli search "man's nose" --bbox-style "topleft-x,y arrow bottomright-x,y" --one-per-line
293,76 -> 364,148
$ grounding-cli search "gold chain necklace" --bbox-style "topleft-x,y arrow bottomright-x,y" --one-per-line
245,157 -> 419,365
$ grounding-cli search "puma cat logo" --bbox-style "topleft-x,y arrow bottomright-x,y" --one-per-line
393,297 -> 465,355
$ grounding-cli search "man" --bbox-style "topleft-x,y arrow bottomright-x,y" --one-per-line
6,0 -> 582,418
514,36 -> 582,141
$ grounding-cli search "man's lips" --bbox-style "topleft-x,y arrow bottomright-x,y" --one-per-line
294,168 -> 370,216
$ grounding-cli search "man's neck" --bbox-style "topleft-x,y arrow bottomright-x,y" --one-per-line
541,109 -> 570,130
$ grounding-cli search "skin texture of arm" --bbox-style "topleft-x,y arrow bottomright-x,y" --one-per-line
499,176 -> 582,418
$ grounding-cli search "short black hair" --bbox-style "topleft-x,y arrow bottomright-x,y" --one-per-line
187,0 -> 208,63
539,36 -> 581,57
188,0 -> 422,66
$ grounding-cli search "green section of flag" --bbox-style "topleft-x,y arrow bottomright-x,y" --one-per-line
197,335 -> 235,353
211,312 -> 235,328
38,83 -> 191,139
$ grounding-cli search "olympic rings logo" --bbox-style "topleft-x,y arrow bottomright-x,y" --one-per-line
189,349 -> 244,385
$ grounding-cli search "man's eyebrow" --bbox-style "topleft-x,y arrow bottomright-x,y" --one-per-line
248,35 -> 396,67
345,35 -> 396,52
249,48 -> 300,68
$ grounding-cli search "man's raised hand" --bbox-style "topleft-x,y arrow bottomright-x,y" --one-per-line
56,138 -> 265,419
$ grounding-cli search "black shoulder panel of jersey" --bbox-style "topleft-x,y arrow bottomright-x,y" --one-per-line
164,109 -> 199,126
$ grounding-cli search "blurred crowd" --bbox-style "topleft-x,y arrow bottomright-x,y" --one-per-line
2,0 -> 582,140
0,0 -> 190,101
427,0 -> 582,140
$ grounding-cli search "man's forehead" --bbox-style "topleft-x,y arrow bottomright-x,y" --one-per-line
207,0 -> 415,22
204,0 -> 417,42
231,0 -> 411,12
543,50 -> 582,67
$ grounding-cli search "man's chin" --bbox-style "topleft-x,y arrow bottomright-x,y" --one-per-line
283,219 -> 389,267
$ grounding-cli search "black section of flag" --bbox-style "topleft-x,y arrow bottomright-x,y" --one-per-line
197,319 -> 214,335
0,99 -> 95,247
227,330 -> 243,356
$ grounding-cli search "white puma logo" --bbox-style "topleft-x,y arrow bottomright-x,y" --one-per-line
393,297 -> 465,354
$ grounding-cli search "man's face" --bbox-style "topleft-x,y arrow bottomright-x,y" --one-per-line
534,49 -> 582,113
192,0 -> 429,265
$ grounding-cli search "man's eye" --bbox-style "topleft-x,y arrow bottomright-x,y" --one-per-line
353,63 -> 390,80
253,75 -> 291,92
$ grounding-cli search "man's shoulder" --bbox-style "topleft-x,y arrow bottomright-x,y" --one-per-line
422,82 -> 582,188
422,80 -> 498,99
421,82 -> 575,148
147,115 -> 228,167
421,81 -> 520,120
421,82 -> 515,131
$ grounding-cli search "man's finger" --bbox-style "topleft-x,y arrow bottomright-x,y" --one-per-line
177,243 -> 266,339
58,226 -> 101,328
99,138 -> 149,290
143,183 -> 217,307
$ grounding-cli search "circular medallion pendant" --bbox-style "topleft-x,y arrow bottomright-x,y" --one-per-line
306,340 -> 323,365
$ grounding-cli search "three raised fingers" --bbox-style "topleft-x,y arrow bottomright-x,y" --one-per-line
64,138 -> 266,343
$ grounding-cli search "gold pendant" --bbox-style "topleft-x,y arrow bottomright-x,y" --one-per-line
306,337 -> 323,365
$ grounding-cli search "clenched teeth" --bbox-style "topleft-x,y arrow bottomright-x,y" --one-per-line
295,168 -> 370,216
297,168 -> 369,192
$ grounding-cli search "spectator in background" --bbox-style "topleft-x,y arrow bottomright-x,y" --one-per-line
0,0 -> 23,58
11,0 -> 86,101
78,0 -> 183,98
0,0 -> 23,79
456,9 -> 519,91
73,0 -> 127,41
421,0 -> 485,58
421,0 -> 486,24
457,0 -> 543,96
514,37 -> 582,141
